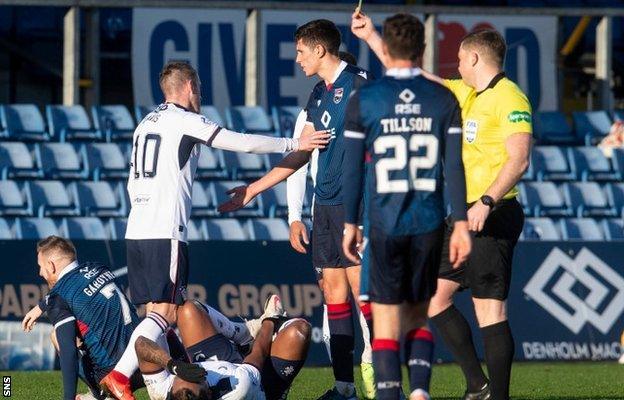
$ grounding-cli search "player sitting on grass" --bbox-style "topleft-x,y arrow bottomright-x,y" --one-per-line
136,295 -> 311,400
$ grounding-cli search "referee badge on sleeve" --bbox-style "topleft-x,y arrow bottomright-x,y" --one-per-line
465,120 -> 478,143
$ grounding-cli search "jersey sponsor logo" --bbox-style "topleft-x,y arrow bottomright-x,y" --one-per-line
398,88 -> 416,104
333,88 -> 344,104
320,111 -> 331,128
507,110 -> 532,123
465,119 -> 478,143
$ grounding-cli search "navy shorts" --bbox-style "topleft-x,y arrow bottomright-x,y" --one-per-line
261,356 -> 305,400
366,226 -> 444,305
186,334 -> 243,364
312,204 -> 354,270
126,239 -> 188,306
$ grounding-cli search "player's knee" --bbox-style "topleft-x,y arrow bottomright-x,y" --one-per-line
176,301 -> 199,324
283,319 -> 312,344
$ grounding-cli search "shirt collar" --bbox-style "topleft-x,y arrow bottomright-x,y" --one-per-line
57,260 -> 79,281
476,72 -> 506,96
326,61 -> 348,89
385,67 -> 422,79
165,102 -> 190,112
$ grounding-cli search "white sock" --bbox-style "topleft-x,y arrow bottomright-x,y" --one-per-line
322,304 -> 331,361
115,312 -> 168,377
358,308 -> 372,364
200,302 -> 252,345
335,381 -> 356,397
410,388 -> 431,400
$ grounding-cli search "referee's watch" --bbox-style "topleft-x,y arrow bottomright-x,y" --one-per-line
480,195 -> 495,209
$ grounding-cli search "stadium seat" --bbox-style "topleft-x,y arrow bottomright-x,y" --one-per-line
532,111 -> 577,144
0,142 -> 42,179
267,153 -> 285,169
262,183 -> 289,218
602,218 -> 624,240
187,219 -> 206,241
562,182 -> 616,218
211,181 -> 264,218
605,182 -> 624,216
62,217 -> 109,240
612,148 -> 624,180
27,180 -> 79,217
0,104 -> 50,141
0,180 -> 32,216
71,181 -> 126,217
84,143 -> 129,180
521,218 -> 560,240
225,106 -> 277,135
196,147 -> 227,179
246,218 -> 290,240
531,146 -> 575,181
91,105 -> 136,141
572,111 -> 612,145
204,218 -> 247,240
517,182 -> 572,217
46,105 -> 101,141
109,218 -> 127,240
37,143 -> 89,179
221,152 -> 268,179
135,105 -> 156,124
568,147 -> 620,181
613,109 -> 624,122
191,182 -> 217,217
200,105 -> 225,127
0,218 -> 14,239
15,217 -> 60,239
560,218 -> 604,241
272,106 -> 303,138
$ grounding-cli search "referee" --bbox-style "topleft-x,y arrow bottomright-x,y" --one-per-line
352,15 -> 531,400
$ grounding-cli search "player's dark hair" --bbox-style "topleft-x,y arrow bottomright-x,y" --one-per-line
382,13 -> 425,62
36,236 -> 76,260
171,386 -> 212,400
461,29 -> 507,68
159,61 -> 199,96
294,19 -> 341,56
339,51 -> 357,65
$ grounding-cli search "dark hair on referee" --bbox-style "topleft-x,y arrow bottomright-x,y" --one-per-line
382,13 -> 425,62
338,51 -> 357,65
461,29 -> 507,68
294,19 -> 341,57
171,386 -> 212,400
159,61 -> 199,96
36,235 -> 76,260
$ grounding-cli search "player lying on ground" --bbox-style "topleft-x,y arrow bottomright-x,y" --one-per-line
136,295 -> 311,400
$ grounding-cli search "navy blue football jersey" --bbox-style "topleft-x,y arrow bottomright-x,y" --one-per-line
305,61 -> 371,205
343,68 -> 467,236
45,262 -> 139,371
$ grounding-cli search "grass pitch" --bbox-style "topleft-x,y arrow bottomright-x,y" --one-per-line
4,362 -> 624,399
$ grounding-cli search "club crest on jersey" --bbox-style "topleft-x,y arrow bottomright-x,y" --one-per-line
333,88 -> 344,104
465,120 -> 478,143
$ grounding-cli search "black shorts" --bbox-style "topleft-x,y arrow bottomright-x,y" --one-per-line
187,333 -> 244,364
312,203 -> 353,270
439,198 -> 524,300
367,226 -> 444,305
126,239 -> 189,306
261,356 -> 305,400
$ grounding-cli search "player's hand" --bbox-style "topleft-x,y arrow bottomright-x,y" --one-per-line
22,305 -> 43,332
342,223 -> 362,264
449,221 -> 471,269
351,10 -> 375,40
467,201 -> 491,232
289,221 -> 310,254
167,359 -> 207,384
218,185 -> 255,213
298,129 -> 331,152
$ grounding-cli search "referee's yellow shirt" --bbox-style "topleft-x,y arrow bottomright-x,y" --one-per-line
445,74 -> 532,203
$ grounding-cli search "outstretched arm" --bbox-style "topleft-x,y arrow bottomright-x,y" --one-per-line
135,336 -> 207,383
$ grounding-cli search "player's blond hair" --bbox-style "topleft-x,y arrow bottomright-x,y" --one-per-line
461,30 -> 507,68
159,61 -> 199,97
36,236 -> 76,261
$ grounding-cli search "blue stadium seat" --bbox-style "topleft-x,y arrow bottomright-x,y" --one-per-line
568,147 -> 620,181
272,106 -> 302,138
246,218 -> 289,240
15,217 -> 60,239
187,219 -> 206,241
212,181 -> 264,217
46,105 -> 100,141
62,217 -> 109,240
267,153 -> 285,169
612,148 -> 624,180
203,218 -> 247,240
191,182 -> 216,217
222,152 -> 268,179
109,218 -> 127,240
262,183 -> 288,218
200,106 -> 225,127
0,104 -> 50,141
225,106 -> 277,135
91,105 -> 136,141
572,111 -> 612,145
531,146 -> 575,181
27,181 -> 79,217
562,182 -> 616,218
134,105 -> 156,124
37,143 -> 88,179
533,111 -> 577,144
602,218 -> 624,240
613,109 -> 624,121
0,181 -> 32,216
605,182 -> 624,216
84,143 -> 129,180
0,218 -> 14,239
521,218 -> 561,240
560,218 -> 604,241
71,181 -> 126,217
197,147 -> 227,179
518,182 -> 571,217
0,142 -> 42,179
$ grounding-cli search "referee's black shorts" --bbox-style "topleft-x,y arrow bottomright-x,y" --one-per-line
438,198 -> 524,300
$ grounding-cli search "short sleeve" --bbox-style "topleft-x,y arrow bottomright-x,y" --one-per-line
182,112 -> 222,144
444,79 -> 473,106
496,91 -> 533,139
304,84 -> 322,124
46,295 -> 75,329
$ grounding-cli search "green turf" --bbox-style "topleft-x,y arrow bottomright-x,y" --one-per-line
4,362 -> 624,399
